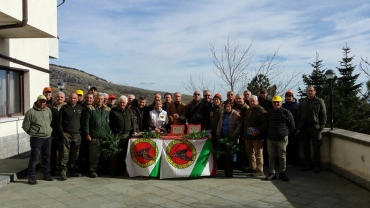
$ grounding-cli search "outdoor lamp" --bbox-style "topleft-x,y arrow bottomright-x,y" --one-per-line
57,80 -> 65,91
325,69 -> 336,80
325,69 -> 336,130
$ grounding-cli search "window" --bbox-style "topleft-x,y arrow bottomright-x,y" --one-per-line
0,68 -> 23,117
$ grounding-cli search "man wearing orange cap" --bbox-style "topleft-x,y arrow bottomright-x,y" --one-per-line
107,94 -> 116,108
265,95 -> 295,181
282,90 -> 299,166
43,87 -> 53,108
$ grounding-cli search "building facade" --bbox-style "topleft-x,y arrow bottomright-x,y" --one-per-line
0,0 -> 58,158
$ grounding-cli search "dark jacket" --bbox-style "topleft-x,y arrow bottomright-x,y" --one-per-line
267,107 -> 295,141
209,104 -> 223,134
201,99 -> 213,110
84,104 -> 111,138
109,106 -> 136,135
243,105 -> 268,140
258,97 -> 273,111
297,96 -> 327,130
58,103 -> 83,134
162,101 -> 173,112
46,98 -> 53,108
50,102 -> 66,137
234,103 -> 249,118
282,99 -> 298,126
132,106 -> 149,132
184,100 -> 210,130
22,103 -> 52,138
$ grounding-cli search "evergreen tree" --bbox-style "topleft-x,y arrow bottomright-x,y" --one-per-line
335,44 -> 362,98
247,74 -> 276,97
333,44 -> 362,129
298,53 -> 327,98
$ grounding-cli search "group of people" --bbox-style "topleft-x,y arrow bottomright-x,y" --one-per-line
22,85 -> 326,184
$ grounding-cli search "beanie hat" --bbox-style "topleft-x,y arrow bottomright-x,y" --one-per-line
213,93 -> 222,101
285,90 -> 294,96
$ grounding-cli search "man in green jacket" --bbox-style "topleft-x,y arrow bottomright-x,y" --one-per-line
109,95 -> 136,176
22,95 -> 54,184
243,95 -> 268,177
84,93 -> 111,178
58,92 -> 84,180
297,86 -> 327,173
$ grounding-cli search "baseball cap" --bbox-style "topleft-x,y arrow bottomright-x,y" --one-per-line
272,95 -> 282,102
43,87 -> 52,93
37,95 -> 47,100
76,89 -> 84,96
108,94 -> 116,99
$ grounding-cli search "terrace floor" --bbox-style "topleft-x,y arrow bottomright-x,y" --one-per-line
0,159 -> 369,208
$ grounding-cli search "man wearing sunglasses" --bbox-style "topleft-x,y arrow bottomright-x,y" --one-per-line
184,90 -> 210,130
201,90 -> 213,109
23,95 -> 54,185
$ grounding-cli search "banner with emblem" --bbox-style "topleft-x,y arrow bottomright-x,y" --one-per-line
126,138 -> 162,177
160,138 -> 216,179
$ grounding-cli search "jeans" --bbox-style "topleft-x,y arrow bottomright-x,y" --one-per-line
28,137 -> 52,177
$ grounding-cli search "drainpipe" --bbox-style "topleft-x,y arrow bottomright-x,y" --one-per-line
57,0 -> 66,7
0,0 -> 28,30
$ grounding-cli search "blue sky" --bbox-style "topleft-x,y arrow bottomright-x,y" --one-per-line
51,0 -> 370,96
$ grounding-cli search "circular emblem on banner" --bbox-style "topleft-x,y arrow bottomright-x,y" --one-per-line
165,140 -> 197,169
130,138 -> 158,168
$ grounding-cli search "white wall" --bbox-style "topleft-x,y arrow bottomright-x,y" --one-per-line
0,0 -> 57,37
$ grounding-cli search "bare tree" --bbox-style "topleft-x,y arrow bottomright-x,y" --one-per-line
238,48 -> 302,95
182,73 -> 215,94
360,57 -> 370,79
210,36 -> 253,91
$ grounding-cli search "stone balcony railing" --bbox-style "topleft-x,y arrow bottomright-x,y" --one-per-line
321,128 -> 370,191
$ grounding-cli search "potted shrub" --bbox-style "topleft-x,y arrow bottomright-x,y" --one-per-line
101,131 -> 129,176
212,137 -> 241,177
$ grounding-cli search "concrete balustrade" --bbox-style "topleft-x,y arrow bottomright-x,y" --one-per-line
321,128 -> 370,191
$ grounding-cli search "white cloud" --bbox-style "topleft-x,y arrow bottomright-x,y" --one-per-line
51,0 -> 370,96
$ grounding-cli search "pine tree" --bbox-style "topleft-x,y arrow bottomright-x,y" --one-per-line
333,44 -> 363,129
298,53 -> 327,98
247,74 -> 276,97
335,44 -> 362,98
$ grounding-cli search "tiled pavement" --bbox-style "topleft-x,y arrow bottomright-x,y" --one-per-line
0,166 -> 370,208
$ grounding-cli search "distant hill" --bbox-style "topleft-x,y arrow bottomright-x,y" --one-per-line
49,64 -> 193,103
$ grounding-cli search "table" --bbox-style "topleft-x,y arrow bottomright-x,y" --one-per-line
125,138 -> 216,179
